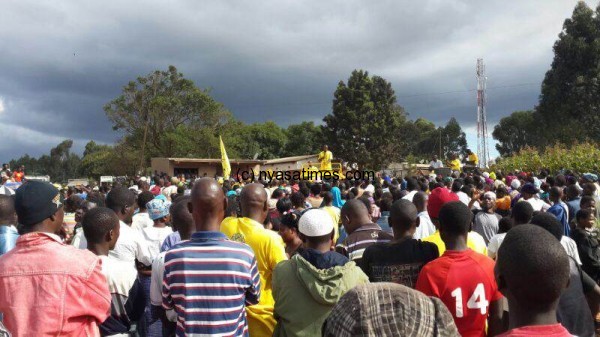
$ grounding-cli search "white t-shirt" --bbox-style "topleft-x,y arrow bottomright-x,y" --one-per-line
414,211 -> 436,240
523,198 -> 550,212
560,236 -> 582,265
110,221 -> 154,266
456,191 -> 471,206
487,233 -> 507,260
100,255 -> 138,297
429,160 -> 443,169
402,190 -> 418,202
150,251 -> 178,322
140,226 -> 174,261
132,212 -> 154,231
71,226 -> 88,249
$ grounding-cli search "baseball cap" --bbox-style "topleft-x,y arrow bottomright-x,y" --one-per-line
298,209 -> 334,237
15,181 -> 62,227
427,187 -> 459,219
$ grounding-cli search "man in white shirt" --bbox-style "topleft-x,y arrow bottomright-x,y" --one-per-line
401,178 -> 420,202
520,183 -> 550,212
428,155 -> 443,169
412,192 -> 435,239
105,187 -> 153,266
131,191 -> 155,231
83,207 -> 145,336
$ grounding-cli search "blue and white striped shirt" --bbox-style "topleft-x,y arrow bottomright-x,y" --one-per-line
162,231 -> 261,337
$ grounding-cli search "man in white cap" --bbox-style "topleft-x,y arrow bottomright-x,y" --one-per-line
272,209 -> 369,337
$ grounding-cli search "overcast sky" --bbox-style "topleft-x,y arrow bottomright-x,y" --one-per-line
0,0 -> 593,161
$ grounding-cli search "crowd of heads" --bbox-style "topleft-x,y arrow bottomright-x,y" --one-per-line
0,165 -> 599,336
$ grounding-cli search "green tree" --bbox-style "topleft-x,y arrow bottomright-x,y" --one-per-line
104,65 -> 231,167
283,121 -> 324,157
11,140 -> 81,182
234,121 -> 288,159
536,1 -> 600,143
323,70 -> 404,169
79,141 -> 116,178
492,110 -> 538,156
415,118 -> 467,160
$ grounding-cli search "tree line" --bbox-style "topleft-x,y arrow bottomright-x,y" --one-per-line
10,66 -> 468,181
493,1 -> 600,156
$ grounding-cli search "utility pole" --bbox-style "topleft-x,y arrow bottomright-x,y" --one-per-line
476,59 -> 490,168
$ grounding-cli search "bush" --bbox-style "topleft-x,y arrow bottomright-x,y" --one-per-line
495,142 -> 600,174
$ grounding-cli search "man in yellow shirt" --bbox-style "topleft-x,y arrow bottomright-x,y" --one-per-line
466,149 -> 479,166
447,153 -> 462,172
422,187 -> 487,255
318,145 -> 333,171
221,184 -> 287,336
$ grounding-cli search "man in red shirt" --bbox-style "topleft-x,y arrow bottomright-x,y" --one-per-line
494,225 -> 572,337
416,201 -> 504,337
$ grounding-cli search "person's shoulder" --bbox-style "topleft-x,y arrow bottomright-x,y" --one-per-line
467,249 -> 496,270
468,231 -> 486,244
273,258 -> 294,275
58,246 -> 103,277
420,255 -> 448,275
418,239 -> 440,254
222,239 -> 258,259
377,228 -> 394,240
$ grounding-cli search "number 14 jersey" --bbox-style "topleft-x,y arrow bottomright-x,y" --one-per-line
416,249 -> 503,337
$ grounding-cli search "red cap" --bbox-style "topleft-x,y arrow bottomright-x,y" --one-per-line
427,187 -> 459,219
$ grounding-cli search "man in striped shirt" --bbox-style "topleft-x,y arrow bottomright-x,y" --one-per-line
336,199 -> 393,265
162,178 -> 261,336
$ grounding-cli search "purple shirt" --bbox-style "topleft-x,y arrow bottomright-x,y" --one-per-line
160,231 -> 181,252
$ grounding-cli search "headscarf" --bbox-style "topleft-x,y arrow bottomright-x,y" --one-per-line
331,186 -> 345,208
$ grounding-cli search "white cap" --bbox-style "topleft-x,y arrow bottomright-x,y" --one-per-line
482,172 -> 490,178
511,179 -> 521,190
299,209 -> 334,237
364,184 -> 375,193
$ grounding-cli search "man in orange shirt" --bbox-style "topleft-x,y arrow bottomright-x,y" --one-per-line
416,201 -> 504,337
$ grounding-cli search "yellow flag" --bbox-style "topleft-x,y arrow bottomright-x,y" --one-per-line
220,135 -> 231,179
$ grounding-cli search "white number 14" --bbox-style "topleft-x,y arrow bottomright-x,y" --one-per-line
450,283 -> 489,318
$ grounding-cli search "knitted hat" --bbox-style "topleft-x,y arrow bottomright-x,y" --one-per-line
427,187 -> 459,219
146,198 -> 171,220
298,209 -> 334,237
15,181 -> 62,226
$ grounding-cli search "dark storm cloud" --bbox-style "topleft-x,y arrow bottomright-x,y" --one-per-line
0,0 -> 592,160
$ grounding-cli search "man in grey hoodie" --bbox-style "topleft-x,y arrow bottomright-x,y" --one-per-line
272,209 -> 369,337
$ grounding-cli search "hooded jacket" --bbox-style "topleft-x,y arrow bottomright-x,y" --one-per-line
272,249 -> 369,337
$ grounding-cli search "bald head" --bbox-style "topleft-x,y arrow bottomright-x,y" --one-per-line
240,183 -> 268,223
189,178 -> 227,232
341,199 -> 371,234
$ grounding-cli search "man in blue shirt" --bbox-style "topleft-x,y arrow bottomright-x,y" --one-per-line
162,178 -> 261,337
0,195 -> 18,256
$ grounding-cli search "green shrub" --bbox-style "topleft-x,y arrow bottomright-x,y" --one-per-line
495,142 -> 600,173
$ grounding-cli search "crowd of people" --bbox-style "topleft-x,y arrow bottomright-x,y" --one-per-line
0,167 -> 600,336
